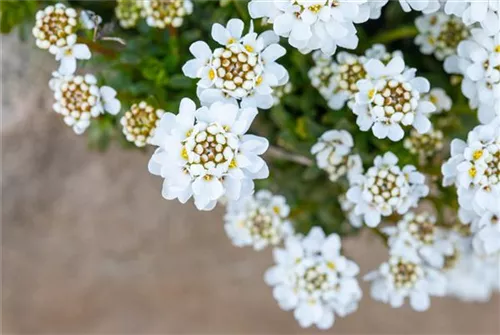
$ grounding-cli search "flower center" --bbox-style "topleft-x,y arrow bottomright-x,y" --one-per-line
484,150 -> 500,184
390,259 -> 422,288
336,61 -> 367,94
375,80 -> 416,118
212,45 -> 261,95
247,209 -> 276,239
60,77 -> 97,118
38,9 -> 76,44
122,102 -> 163,141
367,167 -> 407,207
436,18 -> 470,51
300,266 -> 329,294
404,129 -> 444,159
150,0 -> 186,19
408,215 -> 435,245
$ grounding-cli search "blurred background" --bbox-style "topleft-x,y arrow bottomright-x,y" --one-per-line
2,32 -> 500,334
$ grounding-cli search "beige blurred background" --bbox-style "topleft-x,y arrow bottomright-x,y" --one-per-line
2,33 -> 499,334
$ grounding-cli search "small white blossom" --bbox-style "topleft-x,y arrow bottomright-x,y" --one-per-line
339,194 -> 363,228
183,19 -> 289,110
55,42 -> 92,75
383,211 -> 455,268
415,12 -> 471,61
364,44 -> 404,64
115,0 -> 143,29
346,152 -> 429,227
308,52 -> 336,102
248,0 -> 370,55
148,98 -> 269,211
404,127 -> 444,162
265,227 -> 362,329
353,56 -> 435,141
422,88 -> 452,113
442,0 -> 500,35
121,101 -> 165,147
364,255 -> 447,311
51,73 -> 121,134
398,0 -> 440,14
444,29 -> 500,124
470,212 -> 500,257
80,10 -> 102,30
32,3 -> 78,55
224,190 -> 293,250
142,0 -> 193,29
272,82 -> 293,106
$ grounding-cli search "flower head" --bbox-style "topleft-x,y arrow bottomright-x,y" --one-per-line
32,3 -> 78,54
50,73 -> 120,134
265,227 -> 362,329
443,0 -> 500,35
224,190 -> 293,250
116,0 -> 143,29
148,98 -> 269,211
183,19 -> 289,110
353,56 -> 435,141
404,127 -> 444,162
422,88 -> 452,113
80,10 -> 102,30
142,0 -> 193,29
346,152 -> 429,227
121,101 -> 165,147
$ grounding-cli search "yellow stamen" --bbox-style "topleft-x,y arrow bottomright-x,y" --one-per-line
208,69 -> 215,80
244,45 -> 254,53
469,167 -> 477,177
472,150 -> 483,160
181,147 -> 188,160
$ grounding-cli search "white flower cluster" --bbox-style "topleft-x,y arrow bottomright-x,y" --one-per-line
34,3 -> 121,134
353,56 -> 435,141
149,98 -> 269,211
398,0 -> 440,14
183,19 -> 289,110
115,0 -> 142,29
224,190 -> 292,250
265,227 -> 362,329
422,87 -> 452,114
442,117 -> 500,257
142,0 -> 193,29
444,29 -> 500,124
347,152 -> 429,227
442,0 -> 500,36
247,0 -> 387,55
308,44 -> 404,110
120,101 -> 165,147
50,73 -> 120,134
415,12 -> 471,61
404,127 -> 444,162
311,130 -> 362,182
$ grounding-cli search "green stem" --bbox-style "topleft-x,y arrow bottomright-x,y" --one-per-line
372,26 -> 418,44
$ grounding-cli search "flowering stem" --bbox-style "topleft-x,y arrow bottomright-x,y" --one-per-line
371,26 -> 418,44
266,145 -> 314,167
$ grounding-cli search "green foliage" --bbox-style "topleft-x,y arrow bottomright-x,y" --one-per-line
2,0 -> 476,236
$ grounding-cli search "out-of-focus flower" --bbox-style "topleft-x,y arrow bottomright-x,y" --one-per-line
121,101 -> 165,147
142,0 -> 193,29
116,0 -> 143,29
404,128 -> 444,162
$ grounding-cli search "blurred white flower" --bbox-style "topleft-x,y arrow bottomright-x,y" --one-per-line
364,255 -> 446,311
399,0 -> 440,14
80,10 -> 102,30
443,0 -> 500,35
346,152 -> 429,227
55,42 -> 91,75
142,0 -> 193,29
121,101 -> 165,147
353,56 -> 435,141
32,3 -> 78,54
183,19 -> 289,110
265,227 -> 362,329
115,0 -> 142,29
248,0 -> 371,55
272,82 -> 293,106
148,98 -> 269,211
422,88 -> 452,113
404,127 -> 444,162
224,190 -> 293,250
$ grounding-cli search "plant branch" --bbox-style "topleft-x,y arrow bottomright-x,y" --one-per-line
372,25 -> 418,44
79,37 -> 118,58
266,145 -> 314,167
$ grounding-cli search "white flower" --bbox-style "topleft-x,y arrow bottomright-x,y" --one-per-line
353,56 -> 435,141
148,98 -> 269,211
311,130 -> 361,182
415,12 -> 471,61
308,51 -> 336,102
422,88 -> 452,113
32,3 -> 78,54
265,227 -> 362,329
121,101 -> 165,147
443,233 -> 500,302
248,0 -> 371,55
364,44 -> 404,64
441,118 -> 500,217
443,0 -> 500,35
272,82 -> 293,106
183,19 -> 289,110
55,42 -> 92,75
362,0 -> 389,20
404,127 -> 444,163
346,152 -> 429,227
364,255 -> 446,311
383,211 -> 455,268
142,0 -> 193,29
399,0 -> 440,14
471,212 -> 500,257
339,194 -> 363,228
444,29 -> 500,124
51,73 -> 121,134
80,10 -> 102,30
224,190 -> 293,250
116,0 -> 142,29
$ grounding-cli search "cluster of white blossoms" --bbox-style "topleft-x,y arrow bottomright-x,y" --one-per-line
311,130 -> 362,182
442,0 -> 500,36
404,128 -> 444,162
444,29 -> 500,124
121,102 -> 165,147
352,56 -> 435,141
309,44 -> 405,111
50,73 -> 121,134
183,19 -> 289,110
247,0 -> 381,55
422,87 -> 452,114
346,152 -> 429,227
442,117 -> 500,257
265,227 -> 362,329
148,98 -> 269,211
224,190 -> 292,250
142,0 -> 193,29
415,12 -> 471,61
272,82 -> 293,107
34,3 -> 121,134
115,0 -> 143,29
